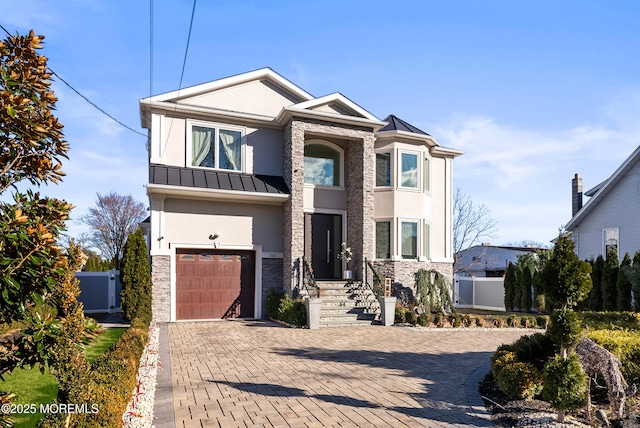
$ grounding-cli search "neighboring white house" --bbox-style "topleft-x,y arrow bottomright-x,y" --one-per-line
139,68 -> 462,322
454,244 -> 540,278
566,145 -> 640,261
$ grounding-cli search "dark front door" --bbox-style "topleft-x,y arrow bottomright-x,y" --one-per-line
307,213 -> 342,279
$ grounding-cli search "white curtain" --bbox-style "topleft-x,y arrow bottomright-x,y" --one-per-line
219,130 -> 241,170
192,126 -> 213,167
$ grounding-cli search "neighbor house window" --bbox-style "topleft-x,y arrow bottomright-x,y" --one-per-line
375,221 -> 391,259
603,228 -> 619,257
400,152 -> 418,188
304,142 -> 342,186
401,221 -> 418,259
376,153 -> 391,187
189,122 -> 243,171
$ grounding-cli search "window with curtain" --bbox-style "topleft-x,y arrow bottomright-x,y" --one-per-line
400,152 -> 418,188
376,153 -> 391,187
190,123 -> 243,171
401,221 -> 418,259
375,221 -> 391,259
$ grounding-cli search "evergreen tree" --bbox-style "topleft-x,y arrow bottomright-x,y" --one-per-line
601,248 -> 619,311
541,235 -> 592,311
587,255 -> 604,311
516,253 -> 535,312
120,228 -> 152,324
83,255 -> 110,272
616,252 -> 633,311
532,249 -> 552,313
504,262 -> 516,311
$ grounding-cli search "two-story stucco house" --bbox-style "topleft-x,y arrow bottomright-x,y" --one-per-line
566,145 -> 640,261
139,68 -> 462,322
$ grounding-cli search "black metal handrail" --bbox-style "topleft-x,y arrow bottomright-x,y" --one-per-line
301,256 -> 319,298
364,258 -> 385,297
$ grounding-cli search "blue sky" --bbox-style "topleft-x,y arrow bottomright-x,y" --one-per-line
2,0 -> 640,246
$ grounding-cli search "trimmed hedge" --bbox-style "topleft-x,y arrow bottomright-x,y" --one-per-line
38,319 -> 148,427
265,290 -> 306,327
579,311 -> 640,331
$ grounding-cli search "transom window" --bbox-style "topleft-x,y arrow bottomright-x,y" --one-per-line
189,121 -> 243,171
304,142 -> 342,186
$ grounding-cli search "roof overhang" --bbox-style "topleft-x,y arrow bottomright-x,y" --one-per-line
432,146 -> 464,158
147,183 -> 289,205
275,107 -> 387,131
376,129 -> 440,147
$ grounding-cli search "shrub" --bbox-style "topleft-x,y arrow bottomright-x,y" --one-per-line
433,313 -> 445,327
579,311 -> 640,331
474,316 -> 485,327
394,306 -> 406,324
508,333 -> 557,370
542,353 -> 588,412
587,329 -> 640,386
417,312 -> 429,327
491,349 -> 517,379
548,309 -> 583,350
266,289 -> 285,319
120,228 -> 152,324
536,315 -> 550,328
507,314 -> 519,327
404,310 -> 417,325
496,361 -> 543,400
274,295 -> 306,327
520,316 -> 537,328
492,318 -> 504,328
448,313 -> 461,327
461,314 -> 472,327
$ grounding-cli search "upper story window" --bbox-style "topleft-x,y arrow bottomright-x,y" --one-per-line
188,121 -> 244,171
400,152 -> 418,188
603,228 -> 619,257
376,153 -> 391,187
304,141 -> 342,187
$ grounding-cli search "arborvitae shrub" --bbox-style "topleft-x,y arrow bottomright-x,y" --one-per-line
461,314 -> 472,327
433,312 -> 444,327
536,315 -> 550,328
507,314 -> 519,327
496,361 -> 543,400
520,316 -> 537,328
509,333 -> 557,370
447,312 -> 461,327
394,306 -> 406,324
548,309 -> 583,350
542,353 -> 588,412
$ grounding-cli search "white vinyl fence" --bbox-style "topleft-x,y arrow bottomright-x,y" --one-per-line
454,275 -> 505,312
75,270 -> 121,313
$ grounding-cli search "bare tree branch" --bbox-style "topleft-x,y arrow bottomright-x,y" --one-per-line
79,192 -> 147,268
453,187 -> 498,267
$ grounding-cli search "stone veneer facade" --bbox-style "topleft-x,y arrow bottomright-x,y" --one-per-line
151,255 -> 171,322
261,258 -> 283,316
282,117 -> 375,295
372,260 -> 454,301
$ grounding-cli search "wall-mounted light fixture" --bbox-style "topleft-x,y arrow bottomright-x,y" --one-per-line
209,233 -> 219,240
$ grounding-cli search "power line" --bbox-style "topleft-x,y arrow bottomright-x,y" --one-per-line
178,0 -> 197,92
0,23 -> 146,138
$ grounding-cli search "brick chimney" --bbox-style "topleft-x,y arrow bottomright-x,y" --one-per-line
572,173 -> 583,217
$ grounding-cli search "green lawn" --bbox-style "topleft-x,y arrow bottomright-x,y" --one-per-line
1,327 -> 127,428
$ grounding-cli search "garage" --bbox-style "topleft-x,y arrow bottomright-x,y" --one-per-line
175,249 -> 255,320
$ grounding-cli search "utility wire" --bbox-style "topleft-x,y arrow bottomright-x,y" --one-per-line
178,0 -> 197,92
0,23 -> 146,138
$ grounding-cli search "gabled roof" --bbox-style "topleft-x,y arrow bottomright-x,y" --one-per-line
289,93 -> 380,122
141,67 -> 313,104
566,145 -> 640,230
380,114 -> 430,135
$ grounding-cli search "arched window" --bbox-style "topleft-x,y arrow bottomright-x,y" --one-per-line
304,141 -> 342,186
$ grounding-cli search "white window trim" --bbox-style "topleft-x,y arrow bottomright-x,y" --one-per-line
303,139 -> 345,190
374,150 -> 393,188
398,149 -> 421,191
423,220 -> 431,261
374,218 -> 393,260
398,218 -> 420,260
186,119 -> 246,173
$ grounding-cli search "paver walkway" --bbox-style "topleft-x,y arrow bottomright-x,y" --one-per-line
158,320 -> 532,427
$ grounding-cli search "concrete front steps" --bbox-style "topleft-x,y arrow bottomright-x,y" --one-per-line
316,280 -> 381,327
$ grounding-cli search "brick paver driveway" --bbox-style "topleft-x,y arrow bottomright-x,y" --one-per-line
160,320 -> 531,427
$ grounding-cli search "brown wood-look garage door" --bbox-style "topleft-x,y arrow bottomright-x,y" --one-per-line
176,249 -> 255,320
